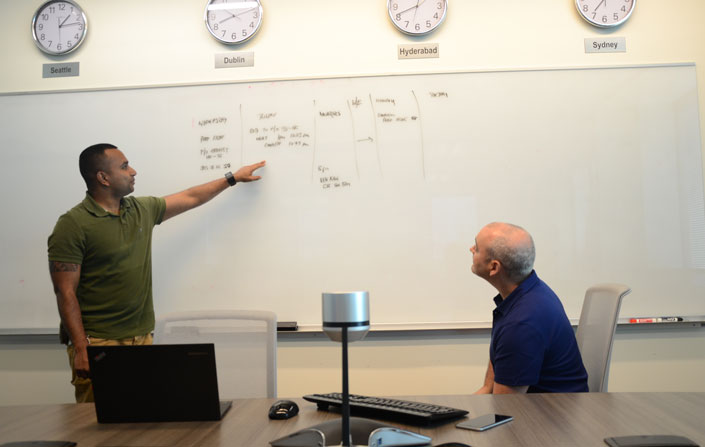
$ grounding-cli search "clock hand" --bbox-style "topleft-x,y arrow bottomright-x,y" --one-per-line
413,0 -> 421,20
219,12 -> 237,24
61,22 -> 82,28
218,6 -> 255,24
593,0 -> 606,12
233,7 -> 257,18
398,0 -> 427,16
59,14 -> 71,28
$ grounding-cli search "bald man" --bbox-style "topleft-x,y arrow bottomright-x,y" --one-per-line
470,222 -> 588,394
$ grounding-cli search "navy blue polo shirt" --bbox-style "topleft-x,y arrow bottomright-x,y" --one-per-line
490,271 -> 588,393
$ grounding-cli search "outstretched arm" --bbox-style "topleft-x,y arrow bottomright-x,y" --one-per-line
49,261 -> 89,378
162,160 -> 265,222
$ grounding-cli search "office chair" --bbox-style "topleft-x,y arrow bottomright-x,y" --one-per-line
575,284 -> 631,392
154,310 -> 277,399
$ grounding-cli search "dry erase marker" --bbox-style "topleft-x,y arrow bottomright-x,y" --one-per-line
629,317 -> 683,323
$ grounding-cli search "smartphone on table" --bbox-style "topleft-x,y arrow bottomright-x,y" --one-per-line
456,414 -> 513,431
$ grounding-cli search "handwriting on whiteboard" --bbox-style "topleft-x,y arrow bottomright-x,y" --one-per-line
191,90 -> 449,186
196,116 -> 232,171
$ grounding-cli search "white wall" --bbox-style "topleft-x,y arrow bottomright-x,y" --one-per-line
1,0 -> 705,404
2,325 -> 704,405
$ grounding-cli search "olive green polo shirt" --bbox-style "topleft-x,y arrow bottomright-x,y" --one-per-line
48,193 -> 166,340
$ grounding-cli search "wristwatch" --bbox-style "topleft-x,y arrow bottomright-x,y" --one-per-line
225,171 -> 237,186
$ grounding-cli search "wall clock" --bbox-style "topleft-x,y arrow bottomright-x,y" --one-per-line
205,0 -> 263,44
388,0 -> 447,36
576,0 -> 635,28
31,0 -> 87,55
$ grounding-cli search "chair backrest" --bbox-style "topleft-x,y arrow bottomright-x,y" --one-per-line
575,284 -> 631,392
154,310 -> 277,399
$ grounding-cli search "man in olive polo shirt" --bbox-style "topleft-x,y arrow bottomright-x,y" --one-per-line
48,143 -> 265,402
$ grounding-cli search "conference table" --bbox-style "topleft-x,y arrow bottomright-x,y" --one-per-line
1,393 -> 703,446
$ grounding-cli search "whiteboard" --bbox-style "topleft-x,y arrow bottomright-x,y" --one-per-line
1,64 -> 704,332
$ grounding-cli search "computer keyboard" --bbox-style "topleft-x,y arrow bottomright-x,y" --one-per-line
303,393 -> 468,425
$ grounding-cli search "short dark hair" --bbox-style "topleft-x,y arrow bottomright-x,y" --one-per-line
79,143 -> 117,189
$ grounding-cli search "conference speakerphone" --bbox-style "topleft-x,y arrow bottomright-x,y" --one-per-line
303,393 -> 468,425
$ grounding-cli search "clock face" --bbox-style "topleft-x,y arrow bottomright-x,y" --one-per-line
205,0 -> 263,44
388,0 -> 447,36
576,0 -> 635,28
31,0 -> 87,55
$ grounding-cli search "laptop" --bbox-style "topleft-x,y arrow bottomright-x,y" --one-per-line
87,343 -> 232,423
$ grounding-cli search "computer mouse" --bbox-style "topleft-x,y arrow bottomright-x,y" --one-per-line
268,400 -> 299,420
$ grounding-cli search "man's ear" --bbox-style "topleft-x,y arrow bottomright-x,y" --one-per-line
96,171 -> 109,187
487,259 -> 502,277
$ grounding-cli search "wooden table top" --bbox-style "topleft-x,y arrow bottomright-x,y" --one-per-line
1,392 -> 703,447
